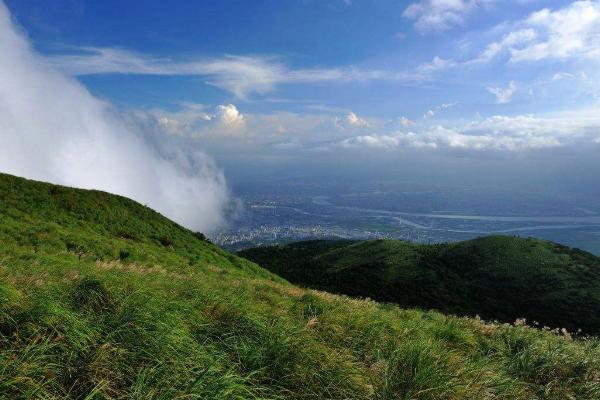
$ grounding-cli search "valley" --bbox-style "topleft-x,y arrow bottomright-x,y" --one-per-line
215,180 -> 600,255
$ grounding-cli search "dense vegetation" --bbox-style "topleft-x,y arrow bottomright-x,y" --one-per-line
240,237 -> 600,336
1,172 -> 600,399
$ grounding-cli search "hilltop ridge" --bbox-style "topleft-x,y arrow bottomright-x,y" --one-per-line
239,236 -> 600,335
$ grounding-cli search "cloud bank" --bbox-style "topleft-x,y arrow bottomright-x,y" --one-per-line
331,111 -> 600,152
0,2 -> 230,233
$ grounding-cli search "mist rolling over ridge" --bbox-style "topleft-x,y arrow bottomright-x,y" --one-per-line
0,2 -> 230,233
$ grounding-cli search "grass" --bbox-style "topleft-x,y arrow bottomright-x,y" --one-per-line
239,236 -> 600,335
1,172 -> 600,399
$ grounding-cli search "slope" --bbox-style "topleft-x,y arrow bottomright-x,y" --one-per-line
0,172 -> 599,399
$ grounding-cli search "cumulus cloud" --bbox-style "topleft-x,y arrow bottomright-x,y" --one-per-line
151,103 -> 246,136
140,99 -> 600,157
333,111 -> 370,131
143,106 -> 336,149
487,81 -> 517,103
403,0 -> 492,33
0,2 -> 230,233
215,104 -> 245,129
138,98 -> 600,158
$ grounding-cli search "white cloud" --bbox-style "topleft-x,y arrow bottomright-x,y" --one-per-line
463,112 -> 600,139
416,56 -> 456,74
144,101 -> 600,155
511,0 -> 600,62
450,111 -> 600,150
148,103 -> 246,139
399,116 -> 413,126
333,111 -> 370,131
49,49 -> 287,98
439,102 -> 457,109
339,135 -> 400,149
345,112 -> 369,127
152,103 -> 213,135
134,80 -> 600,156
472,1 -> 600,64
0,2 -> 230,233
215,104 -> 245,129
46,49 -> 458,98
333,109 -> 600,152
144,106 -> 338,149
473,28 -> 537,63
552,72 -> 574,81
423,102 -> 457,118
487,81 -> 517,103
403,0 -> 492,33
551,71 -> 588,81
335,124 -> 559,152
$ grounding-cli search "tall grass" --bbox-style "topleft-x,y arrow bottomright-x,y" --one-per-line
1,172 -> 599,399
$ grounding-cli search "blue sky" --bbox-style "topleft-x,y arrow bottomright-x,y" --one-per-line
1,1 -> 600,230
8,0 -> 599,121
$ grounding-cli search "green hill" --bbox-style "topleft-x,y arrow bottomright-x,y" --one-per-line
1,172 -> 600,399
239,237 -> 600,336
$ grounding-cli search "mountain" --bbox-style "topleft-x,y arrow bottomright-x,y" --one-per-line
1,172 -> 599,399
239,237 -> 600,336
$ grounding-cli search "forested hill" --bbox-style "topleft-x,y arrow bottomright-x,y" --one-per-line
239,236 -> 600,335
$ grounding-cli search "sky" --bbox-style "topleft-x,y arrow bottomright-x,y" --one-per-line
1,0 -> 600,230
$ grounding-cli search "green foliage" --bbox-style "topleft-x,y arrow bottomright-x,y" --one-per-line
1,172 -> 599,399
240,236 -> 600,335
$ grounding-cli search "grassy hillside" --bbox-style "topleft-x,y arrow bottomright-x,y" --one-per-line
239,237 -> 600,336
1,172 -> 600,399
